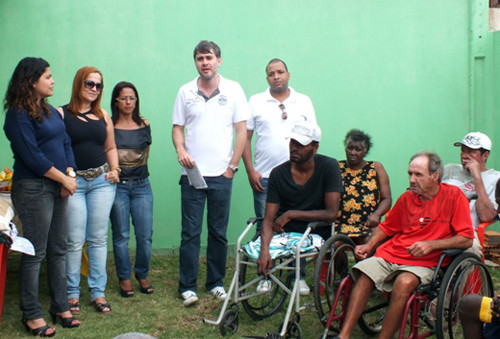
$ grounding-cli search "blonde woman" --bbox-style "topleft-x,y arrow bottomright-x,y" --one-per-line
57,66 -> 119,313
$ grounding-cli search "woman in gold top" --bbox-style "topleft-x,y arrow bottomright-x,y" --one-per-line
109,82 -> 154,297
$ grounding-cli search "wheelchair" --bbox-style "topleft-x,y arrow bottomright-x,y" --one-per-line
204,217 -> 332,338
312,234 -> 494,339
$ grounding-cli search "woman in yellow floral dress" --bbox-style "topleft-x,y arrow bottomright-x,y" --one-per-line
337,129 -> 392,244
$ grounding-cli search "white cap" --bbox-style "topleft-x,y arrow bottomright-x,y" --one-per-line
288,120 -> 321,146
454,132 -> 492,151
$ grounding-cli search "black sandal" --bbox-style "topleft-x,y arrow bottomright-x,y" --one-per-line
135,273 -> 154,294
92,301 -> 111,313
49,311 -> 80,328
69,300 -> 80,313
21,319 -> 56,337
119,280 -> 134,298
120,288 -> 135,298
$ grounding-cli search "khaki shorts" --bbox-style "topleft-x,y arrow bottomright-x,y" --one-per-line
353,257 -> 435,292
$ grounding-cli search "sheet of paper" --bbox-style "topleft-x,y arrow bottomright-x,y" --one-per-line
10,236 -> 35,256
2,222 -> 35,256
185,164 -> 208,189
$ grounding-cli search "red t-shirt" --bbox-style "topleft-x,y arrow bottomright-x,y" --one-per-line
375,183 -> 474,267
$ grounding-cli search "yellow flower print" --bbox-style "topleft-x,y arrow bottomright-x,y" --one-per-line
350,177 -> 361,185
362,179 -> 377,191
363,194 -> 375,206
345,185 -> 358,196
348,214 -> 361,224
344,198 -> 361,212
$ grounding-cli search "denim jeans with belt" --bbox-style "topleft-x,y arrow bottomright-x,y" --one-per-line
66,173 -> 116,302
11,179 -> 70,319
178,175 -> 232,293
110,178 -> 153,281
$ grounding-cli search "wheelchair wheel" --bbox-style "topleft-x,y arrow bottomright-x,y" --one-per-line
240,254 -> 292,320
278,313 -> 302,339
313,234 -> 356,325
435,252 -> 493,339
219,306 -> 239,336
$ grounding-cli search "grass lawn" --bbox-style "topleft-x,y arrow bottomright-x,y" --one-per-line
1,252 -> 499,338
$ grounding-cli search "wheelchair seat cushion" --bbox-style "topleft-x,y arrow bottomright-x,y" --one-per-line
243,232 -> 325,261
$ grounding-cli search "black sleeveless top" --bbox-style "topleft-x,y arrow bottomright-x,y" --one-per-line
114,125 -> 152,180
62,105 -> 107,170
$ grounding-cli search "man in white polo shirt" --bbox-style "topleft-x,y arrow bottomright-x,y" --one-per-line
442,132 -> 500,254
242,58 -> 316,232
172,40 -> 249,306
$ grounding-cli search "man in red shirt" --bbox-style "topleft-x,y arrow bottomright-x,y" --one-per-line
336,151 -> 474,339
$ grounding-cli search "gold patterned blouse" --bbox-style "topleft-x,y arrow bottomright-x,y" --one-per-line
336,161 -> 380,237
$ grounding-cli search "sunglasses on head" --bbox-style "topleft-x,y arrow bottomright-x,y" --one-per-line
83,80 -> 103,91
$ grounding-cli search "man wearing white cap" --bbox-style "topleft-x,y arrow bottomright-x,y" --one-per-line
256,120 -> 342,294
442,132 -> 500,250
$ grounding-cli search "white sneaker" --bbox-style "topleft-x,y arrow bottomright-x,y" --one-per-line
181,290 -> 198,306
256,279 -> 273,293
298,279 -> 310,296
209,286 -> 227,300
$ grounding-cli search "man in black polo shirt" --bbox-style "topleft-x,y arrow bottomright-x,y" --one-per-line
257,120 -> 342,295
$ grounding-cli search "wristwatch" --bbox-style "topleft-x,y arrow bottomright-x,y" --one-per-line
67,170 -> 76,178
228,164 -> 239,173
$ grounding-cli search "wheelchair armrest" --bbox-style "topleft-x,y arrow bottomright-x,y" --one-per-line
306,221 -> 332,230
246,217 -> 264,225
441,248 -> 465,257
477,218 -> 498,248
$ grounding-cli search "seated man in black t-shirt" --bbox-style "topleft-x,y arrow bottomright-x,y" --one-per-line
256,120 -> 342,295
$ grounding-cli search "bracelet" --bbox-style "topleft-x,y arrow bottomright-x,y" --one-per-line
111,167 -> 122,173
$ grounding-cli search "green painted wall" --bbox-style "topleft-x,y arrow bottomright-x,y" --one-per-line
0,0 -> 496,249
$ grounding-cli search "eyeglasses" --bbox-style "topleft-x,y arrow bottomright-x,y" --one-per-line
279,104 -> 287,120
116,96 -> 137,103
83,80 -> 103,91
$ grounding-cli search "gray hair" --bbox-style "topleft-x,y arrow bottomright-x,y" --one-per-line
410,151 -> 443,182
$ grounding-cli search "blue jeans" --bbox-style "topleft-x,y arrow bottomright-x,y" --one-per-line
252,178 -> 268,233
110,178 -> 153,281
66,174 -> 116,301
178,175 -> 232,293
11,179 -> 70,319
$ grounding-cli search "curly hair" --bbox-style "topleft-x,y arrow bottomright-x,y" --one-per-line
4,57 -> 50,121
344,129 -> 373,154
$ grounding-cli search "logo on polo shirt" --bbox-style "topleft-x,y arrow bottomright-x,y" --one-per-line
419,216 -> 431,226
218,95 -> 227,106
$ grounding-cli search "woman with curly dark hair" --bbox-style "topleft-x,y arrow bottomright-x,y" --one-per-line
336,129 -> 392,244
3,57 -> 80,336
